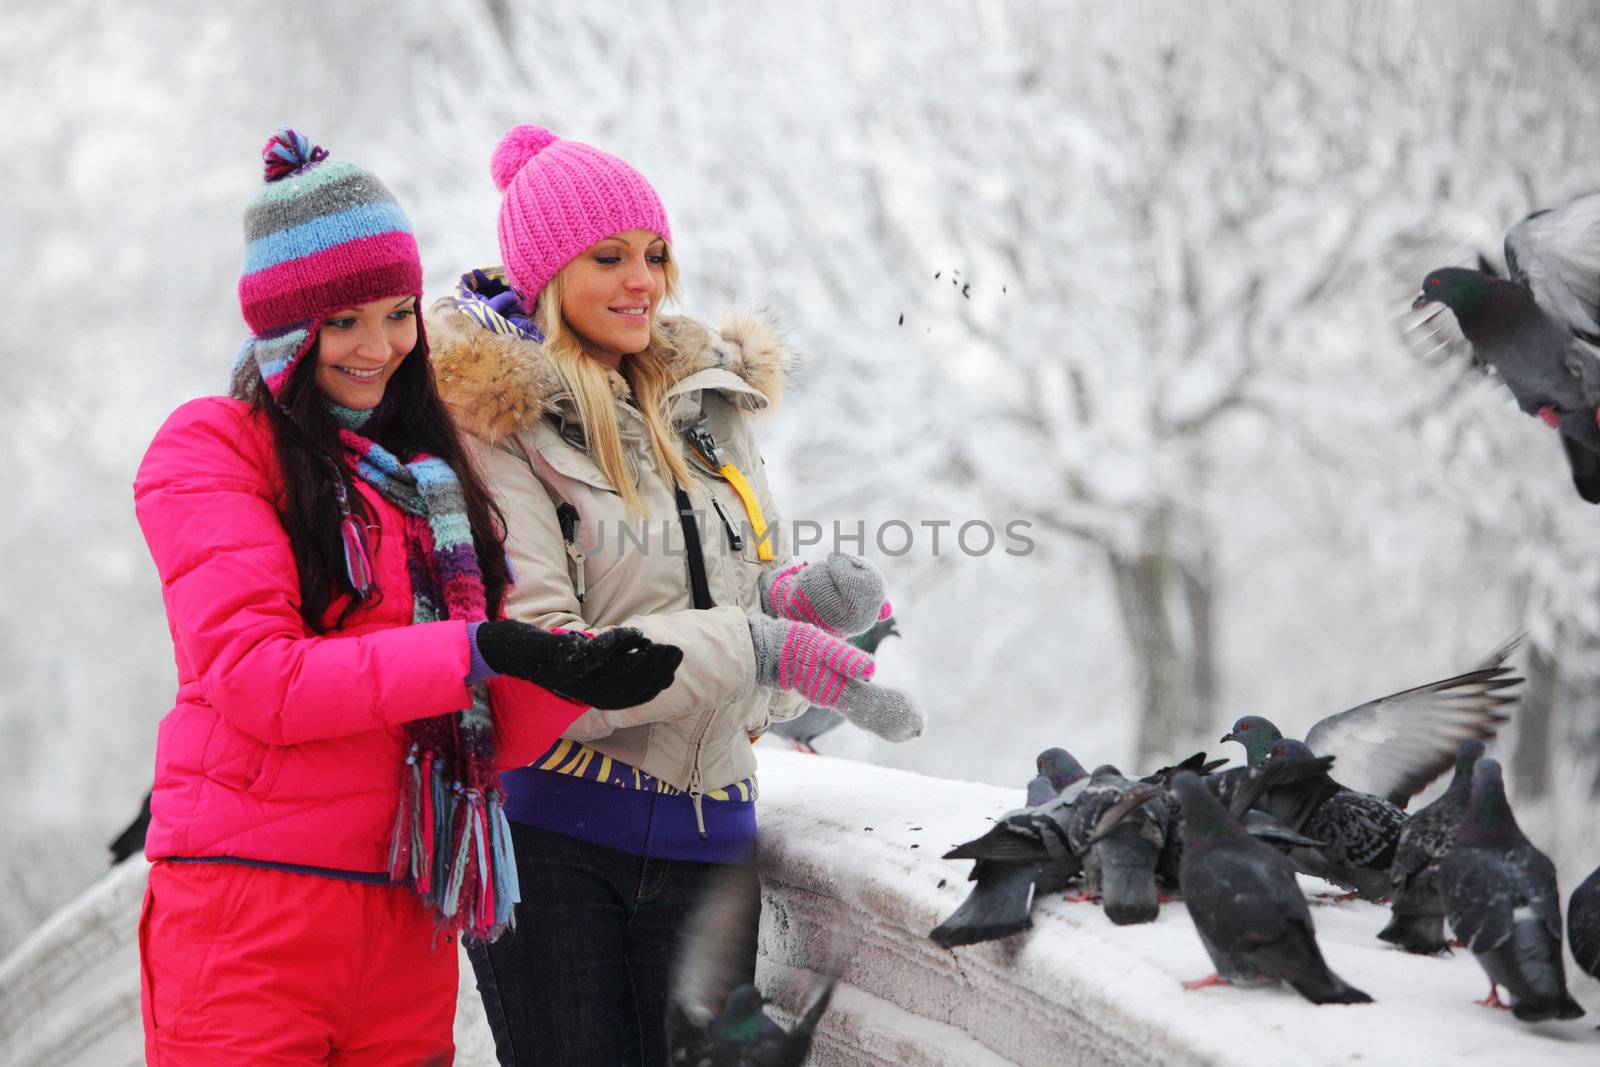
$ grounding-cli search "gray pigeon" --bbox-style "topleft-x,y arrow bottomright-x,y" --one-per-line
1064,766 -> 1171,925
1168,772 -> 1373,1004
1410,192 -> 1600,502
667,861 -> 834,1066
768,617 -> 900,753
1569,863 -> 1600,982
1378,738 -> 1485,954
931,749 -> 1088,948
1081,778 -> 1325,887
1220,637 -> 1521,807
1437,758 -> 1584,1022
1230,740 -> 1406,902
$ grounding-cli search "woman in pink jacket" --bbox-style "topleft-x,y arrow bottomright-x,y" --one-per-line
132,129 -> 683,1065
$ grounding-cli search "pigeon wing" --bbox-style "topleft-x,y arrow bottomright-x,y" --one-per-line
766,980 -> 837,1067
668,861 -> 762,1033
1509,845 -> 1566,941
1505,192 -> 1600,341
1303,667 -> 1519,807
1391,216 -> 1503,375
1439,846 -> 1516,952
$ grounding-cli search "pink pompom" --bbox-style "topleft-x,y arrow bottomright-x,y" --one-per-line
490,124 -> 558,191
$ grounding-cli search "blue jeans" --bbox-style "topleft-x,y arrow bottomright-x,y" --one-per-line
465,822 -> 756,1066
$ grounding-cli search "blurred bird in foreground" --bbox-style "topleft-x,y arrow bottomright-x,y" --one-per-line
667,861 -> 834,1066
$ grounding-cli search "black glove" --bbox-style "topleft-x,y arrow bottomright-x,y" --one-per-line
475,621 -> 684,710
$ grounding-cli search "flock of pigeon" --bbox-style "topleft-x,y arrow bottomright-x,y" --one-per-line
930,637 -> 1600,1025
665,191 -> 1600,1062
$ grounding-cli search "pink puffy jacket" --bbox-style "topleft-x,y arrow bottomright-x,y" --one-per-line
134,397 -> 585,872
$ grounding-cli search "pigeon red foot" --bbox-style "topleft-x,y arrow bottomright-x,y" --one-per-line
1182,973 -> 1231,992
1062,890 -> 1098,904
1539,405 -> 1562,428
1476,985 -> 1509,1010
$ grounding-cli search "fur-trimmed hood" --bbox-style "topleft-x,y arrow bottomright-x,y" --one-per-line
428,297 -> 797,446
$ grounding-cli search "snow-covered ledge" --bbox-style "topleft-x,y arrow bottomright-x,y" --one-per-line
4,751 -> 1598,1066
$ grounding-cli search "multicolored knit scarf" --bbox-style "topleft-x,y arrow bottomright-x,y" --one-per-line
231,130 -> 516,940
325,401 -> 519,941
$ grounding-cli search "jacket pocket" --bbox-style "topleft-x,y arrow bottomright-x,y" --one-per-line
536,440 -> 623,495
200,720 -> 272,794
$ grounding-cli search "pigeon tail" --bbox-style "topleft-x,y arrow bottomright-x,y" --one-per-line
1286,967 -> 1376,1006
929,865 -> 1037,948
1095,832 -> 1161,926
1487,921 -> 1587,1022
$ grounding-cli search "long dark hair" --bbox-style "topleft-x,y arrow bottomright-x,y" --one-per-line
233,330 -> 511,631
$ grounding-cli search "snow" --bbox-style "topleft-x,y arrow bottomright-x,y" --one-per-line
7,749 -> 1596,1065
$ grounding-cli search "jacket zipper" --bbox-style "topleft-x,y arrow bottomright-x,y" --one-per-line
681,706 -> 716,840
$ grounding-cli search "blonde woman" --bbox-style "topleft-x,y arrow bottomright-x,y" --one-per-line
430,125 -> 922,1066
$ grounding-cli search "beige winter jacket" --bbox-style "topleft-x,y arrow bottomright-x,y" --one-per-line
429,298 -> 808,809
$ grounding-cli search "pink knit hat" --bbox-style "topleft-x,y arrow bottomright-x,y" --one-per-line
491,124 -> 672,301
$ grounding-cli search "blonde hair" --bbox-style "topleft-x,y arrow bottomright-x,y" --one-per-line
534,256 -> 697,514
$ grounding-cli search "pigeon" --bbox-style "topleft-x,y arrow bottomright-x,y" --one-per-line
1436,758 -> 1584,1021
1409,192 -> 1600,502
930,750 -> 1088,948
667,861 -> 834,1066
1569,863 -> 1600,982
1168,772 -> 1373,1004
109,790 -> 152,865
1080,776 -> 1324,891
1220,638 -> 1521,807
768,617 -> 900,753
1378,738 -> 1485,954
1229,740 -> 1406,901
1064,766 -> 1171,925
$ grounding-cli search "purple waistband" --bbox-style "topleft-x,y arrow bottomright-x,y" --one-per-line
500,767 -> 757,864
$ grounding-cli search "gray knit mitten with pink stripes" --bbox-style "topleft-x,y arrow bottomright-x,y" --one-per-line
760,553 -> 891,638
747,614 -> 924,743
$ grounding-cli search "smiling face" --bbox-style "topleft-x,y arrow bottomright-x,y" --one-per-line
313,295 -> 419,409
556,229 -> 668,367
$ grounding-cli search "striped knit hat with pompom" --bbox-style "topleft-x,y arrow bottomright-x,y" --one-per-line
491,124 -> 671,302
237,128 -> 423,398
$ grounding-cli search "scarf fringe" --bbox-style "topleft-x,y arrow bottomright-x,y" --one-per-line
384,746 -> 514,942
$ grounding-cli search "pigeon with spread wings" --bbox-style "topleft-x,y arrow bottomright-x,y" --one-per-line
1221,636 -> 1521,808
